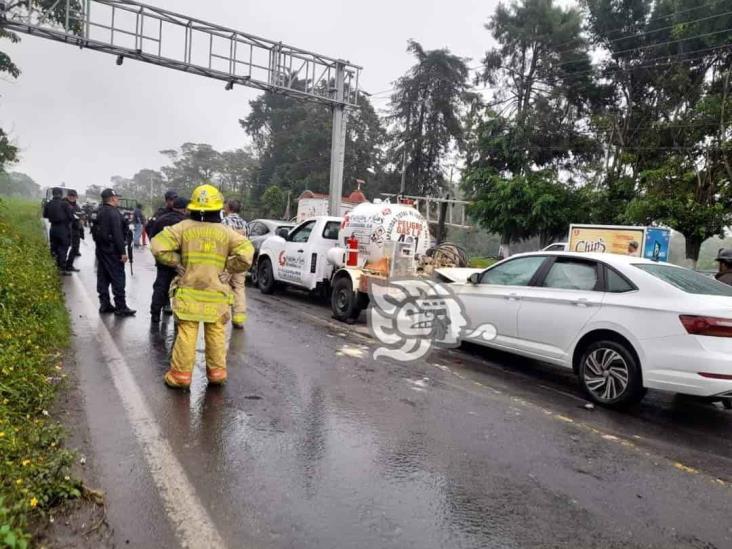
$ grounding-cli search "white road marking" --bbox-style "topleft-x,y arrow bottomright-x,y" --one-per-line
72,277 -> 227,549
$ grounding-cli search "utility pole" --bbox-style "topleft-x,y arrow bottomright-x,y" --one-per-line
399,111 -> 412,195
328,60 -> 347,217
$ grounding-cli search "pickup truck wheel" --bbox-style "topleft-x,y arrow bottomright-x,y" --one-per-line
257,257 -> 276,294
332,277 -> 360,322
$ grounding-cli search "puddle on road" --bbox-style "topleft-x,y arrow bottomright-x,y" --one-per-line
337,345 -> 365,358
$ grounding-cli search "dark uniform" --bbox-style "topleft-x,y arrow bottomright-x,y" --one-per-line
95,201 -> 132,313
715,249 -> 732,286
149,205 -> 187,320
65,199 -> 84,271
715,272 -> 732,286
43,194 -> 74,272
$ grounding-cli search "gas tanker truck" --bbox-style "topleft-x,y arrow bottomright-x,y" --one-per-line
255,200 -> 466,321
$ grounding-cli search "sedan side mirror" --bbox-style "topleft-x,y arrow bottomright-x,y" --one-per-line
468,272 -> 481,284
276,227 -> 289,239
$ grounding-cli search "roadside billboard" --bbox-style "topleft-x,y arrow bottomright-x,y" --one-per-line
569,225 -> 645,256
643,227 -> 671,262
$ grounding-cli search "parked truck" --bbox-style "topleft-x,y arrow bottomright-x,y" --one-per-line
255,201 -> 435,321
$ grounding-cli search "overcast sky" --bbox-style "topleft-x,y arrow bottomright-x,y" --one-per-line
1,0 -> 501,192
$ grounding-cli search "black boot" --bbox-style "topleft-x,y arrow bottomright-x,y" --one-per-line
115,306 -> 137,317
99,303 -> 116,314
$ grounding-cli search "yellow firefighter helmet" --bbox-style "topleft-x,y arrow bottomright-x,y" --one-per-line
188,184 -> 224,212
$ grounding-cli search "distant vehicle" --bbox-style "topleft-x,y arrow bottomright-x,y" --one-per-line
450,251 -> 732,409
543,242 -> 567,252
245,219 -> 295,285
41,187 -> 78,209
117,197 -> 137,223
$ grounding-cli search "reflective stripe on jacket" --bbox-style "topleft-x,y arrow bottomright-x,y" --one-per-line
151,220 -> 254,322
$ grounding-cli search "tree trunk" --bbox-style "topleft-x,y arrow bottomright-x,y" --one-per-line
498,233 -> 511,259
685,235 -> 703,270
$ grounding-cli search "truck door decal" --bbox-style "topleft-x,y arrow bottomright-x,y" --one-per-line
310,253 -> 317,274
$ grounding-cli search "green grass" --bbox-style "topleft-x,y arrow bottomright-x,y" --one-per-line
0,197 -> 80,548
467,257 -> 497,269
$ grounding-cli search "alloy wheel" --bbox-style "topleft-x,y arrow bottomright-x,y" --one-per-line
583,348 -> 630,402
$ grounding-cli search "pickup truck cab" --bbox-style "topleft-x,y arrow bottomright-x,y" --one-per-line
256,216 -> 343,296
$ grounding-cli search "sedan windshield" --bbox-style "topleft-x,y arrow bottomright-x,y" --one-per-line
634,264 -> 732,296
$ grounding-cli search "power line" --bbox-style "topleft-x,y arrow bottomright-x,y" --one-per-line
553,0 -> 732,50
469,2 -> 732,72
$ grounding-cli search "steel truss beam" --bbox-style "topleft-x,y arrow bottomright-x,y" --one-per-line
0,0 -> 360,213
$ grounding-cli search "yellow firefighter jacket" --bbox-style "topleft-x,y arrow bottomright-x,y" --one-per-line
151,220 -> 254,322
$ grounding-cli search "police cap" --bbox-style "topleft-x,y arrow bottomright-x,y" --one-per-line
716,248 -> 732,263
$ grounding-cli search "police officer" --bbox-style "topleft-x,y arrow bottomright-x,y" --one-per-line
149,196 -> 189,323
95,188 -> 136,316
42,187 -> 74,275
64,190 -> 84,272
715,249 -> 732,286
145,189 -> 177,237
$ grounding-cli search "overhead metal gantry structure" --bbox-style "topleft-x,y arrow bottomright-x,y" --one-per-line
0,0 -> 361,215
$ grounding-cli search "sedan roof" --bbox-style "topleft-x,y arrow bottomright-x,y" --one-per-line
507,250 -> 666,267
251,219 -> 295,228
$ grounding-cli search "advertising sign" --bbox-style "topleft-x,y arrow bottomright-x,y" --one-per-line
568,225 -> 645,256
643,227 -> 671,262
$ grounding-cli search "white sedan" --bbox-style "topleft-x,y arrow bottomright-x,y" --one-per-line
451,252 -> 732,408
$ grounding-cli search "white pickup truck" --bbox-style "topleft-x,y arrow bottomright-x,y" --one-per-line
255,201 -> 434,322
256,215 -> 345,297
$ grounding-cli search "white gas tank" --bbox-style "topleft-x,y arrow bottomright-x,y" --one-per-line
340,202 -> 431,266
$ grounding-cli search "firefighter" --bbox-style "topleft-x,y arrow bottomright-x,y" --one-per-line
43,187 -> 75,275
151,184 -> 254,388
221,199 -> 248,329
64,190 -> 84,272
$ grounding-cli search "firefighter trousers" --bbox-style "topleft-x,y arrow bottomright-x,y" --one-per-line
229,272 -> 247,325
167,318 -> 228,386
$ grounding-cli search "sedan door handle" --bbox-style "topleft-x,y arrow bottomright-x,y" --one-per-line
573,298 -> 590,307
297,249 -> 304,253
506,293 -> 520,301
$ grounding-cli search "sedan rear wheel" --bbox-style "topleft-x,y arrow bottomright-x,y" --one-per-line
579,340 -> 644,408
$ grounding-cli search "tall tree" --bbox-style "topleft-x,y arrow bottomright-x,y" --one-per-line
0,171 -> 40,198
389,40 -> 472,196
586,0 -> 732,264
242,81 -> 385,199
160,143 -> 221,196
0,1 -> 83,171
463,0 -> 599,255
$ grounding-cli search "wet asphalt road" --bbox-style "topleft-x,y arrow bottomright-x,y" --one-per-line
63,240 -> 732,549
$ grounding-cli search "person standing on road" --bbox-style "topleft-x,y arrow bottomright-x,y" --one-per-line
221,199 -> 248,329
148,196 -> 189,323
132,203 -> 146,248
42,187 -> 75,276
151,184 -> 254,388
145,189 -> 177,238
94,188 -> 136,316
64,190 -> 84,272
715,249 -> 732,286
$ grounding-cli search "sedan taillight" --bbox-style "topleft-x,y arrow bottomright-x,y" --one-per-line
680,315 -> 732,337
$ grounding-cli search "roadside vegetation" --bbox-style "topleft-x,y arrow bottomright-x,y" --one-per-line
0,198 -> 80,548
